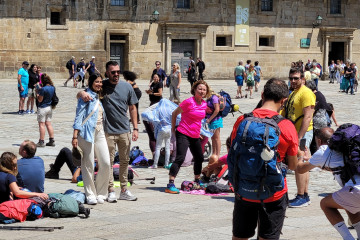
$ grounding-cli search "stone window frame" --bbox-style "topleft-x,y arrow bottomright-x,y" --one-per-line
257,0 -> 276,16
173,0 -> 195,13
327,0 -> 344,18
256,33 -> 276,51
213,31 -> 234,51
46,5 -> 68,30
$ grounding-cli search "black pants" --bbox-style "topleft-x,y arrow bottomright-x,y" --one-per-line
169,131 -> 204,177
53,147 -> 77,174
143,120 -> 156,153
198,70 -> 204,80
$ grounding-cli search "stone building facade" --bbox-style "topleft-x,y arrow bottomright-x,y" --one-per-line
0,0 -> 359,80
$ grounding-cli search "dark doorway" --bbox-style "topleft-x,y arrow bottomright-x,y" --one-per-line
110,43 -> 124,73
328,42 -> 344,65
171,40 -> 195,78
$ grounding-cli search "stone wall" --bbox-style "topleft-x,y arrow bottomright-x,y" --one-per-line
0,0 -> 359,80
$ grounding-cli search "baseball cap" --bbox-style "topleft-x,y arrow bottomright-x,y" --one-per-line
22,61 -> 29,65
92,56 -> 95,59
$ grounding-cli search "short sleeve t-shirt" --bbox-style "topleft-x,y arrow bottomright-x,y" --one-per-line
88,61 -> 96,75
230,108 -> 299,203
101,79 -> 139,134
38,85 -> 55,108
149,81 -> 163,105
177,96 -> 207,139
281,85 -> 316,132
17,156 -> 45,193
18,68 -> 29,87
234,65 -> 245,76
254,66 -> 261,76
0,172 -> 17,204
309,145 -> 360,188
206,95 -> 221,122
153,68 -> 167,82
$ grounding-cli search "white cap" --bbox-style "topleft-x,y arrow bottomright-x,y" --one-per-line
92,56 -> 95,59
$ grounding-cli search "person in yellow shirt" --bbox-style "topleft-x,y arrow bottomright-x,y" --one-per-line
282,67 -> 315,208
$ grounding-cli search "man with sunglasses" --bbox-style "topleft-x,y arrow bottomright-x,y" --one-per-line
282,67 -> 315,208
151,61 -> 167,87
79,61 -> 139,203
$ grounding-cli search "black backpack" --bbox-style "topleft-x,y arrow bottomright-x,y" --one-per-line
66,60 -> 72,70
327,123 -> 360,184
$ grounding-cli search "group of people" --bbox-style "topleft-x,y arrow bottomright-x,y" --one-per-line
11,56 -> 360,239
328,59 -> 358,95
17,61 -> 56,148
64,56 -> 100,88
234,59 -> 262,99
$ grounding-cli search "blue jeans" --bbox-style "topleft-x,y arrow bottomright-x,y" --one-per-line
347,78 -> 355,94
313,78 -> 318,89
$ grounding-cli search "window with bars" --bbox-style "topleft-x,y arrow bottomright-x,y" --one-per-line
111,0 -> 125,6
330,0 -> 341,14
261,0 -> 273,12
177,0 -> 190,9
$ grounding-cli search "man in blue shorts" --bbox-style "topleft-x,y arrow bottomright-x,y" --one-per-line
234,60 -> 246,99
254,61 -> 263,92
17,61 -> 29,114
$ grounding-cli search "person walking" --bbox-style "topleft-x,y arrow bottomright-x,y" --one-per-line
64,56 -> 76,87
74,58 -> 86,88
254,61 -> 262,92
187,61 -> 196,87
196,57 -> 205,80
36,74 -> 55,147
25,64 -> 39,114
246,64 -> 256,99
234,61 -> 246,99
72,73 -> 111,205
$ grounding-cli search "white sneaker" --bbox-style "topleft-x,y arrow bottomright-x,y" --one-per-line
119,189 -> 137,201
107,191 -> 117,203
97,195 -> 106,204
87,196 -> 97,205
148,165 -> 157,169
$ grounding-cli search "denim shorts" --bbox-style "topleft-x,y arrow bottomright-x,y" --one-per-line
303,129 -> 313,149
235,75 -> 243,86
208,117 -> 223,131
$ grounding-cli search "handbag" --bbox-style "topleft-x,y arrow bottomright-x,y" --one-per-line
51,88 -> 59,109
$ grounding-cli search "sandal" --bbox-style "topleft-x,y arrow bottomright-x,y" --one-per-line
235,96 -> 240,99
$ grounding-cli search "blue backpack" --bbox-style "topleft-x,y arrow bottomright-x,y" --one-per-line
129,146 -> 144,164
218,90 -> 232,118
228,113 -> 285,200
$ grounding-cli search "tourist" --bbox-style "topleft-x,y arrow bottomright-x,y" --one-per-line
26,64 -> 39,114
123,71 -> 141,123
234,60 -> 246,99
206,90 -> 223,158
17,61 -> 29,115
169,63 -> 181,104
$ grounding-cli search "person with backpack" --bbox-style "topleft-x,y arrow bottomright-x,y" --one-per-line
205,90 -> 223,158
246,64 -> 256,99
228,78 -> 298,240
282,67 -> 316,208
165,80 -> 210,194
297,126 -> 360,240
234,60 -> 246,99
64,56 -> 76,87
36,74 -> 56,147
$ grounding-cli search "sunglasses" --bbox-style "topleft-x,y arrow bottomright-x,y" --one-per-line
110,70 -> 120,75
288,77 -> 301,81
156,64 -> 160,66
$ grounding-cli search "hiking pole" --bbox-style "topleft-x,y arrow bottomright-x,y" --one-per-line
0,225 -> 64,232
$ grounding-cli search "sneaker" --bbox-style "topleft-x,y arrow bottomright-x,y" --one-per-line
45,164 -> 59,179
289,195 -> 308,208
164,163 -> 172,169
36,141 -> 45,147
107,191 -> 117,203
30,110 -> 35,114
46,140 -> 55,147
86,196 -> 97,205
63,82 -> 67,87
119,189 -> 137,201
165,183 -> 180,194
97,196 -> 105,204
18,110 -> 24,115
148,165 -> 157,169
304,194 -> 311,205
25,110 -> 31,114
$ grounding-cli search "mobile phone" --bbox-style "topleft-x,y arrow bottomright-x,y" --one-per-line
299,138 -> 306,151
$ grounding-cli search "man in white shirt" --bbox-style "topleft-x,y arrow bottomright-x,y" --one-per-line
297,127 -> 360,240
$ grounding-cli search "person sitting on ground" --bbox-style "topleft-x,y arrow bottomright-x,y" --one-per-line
17,140 -> 45,193
45,147 -> 82,183
0,152 -> 48,204
297,127 -> 360,240
201,136 -> 231,181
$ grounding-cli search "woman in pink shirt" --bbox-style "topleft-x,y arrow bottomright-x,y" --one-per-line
165,80 -> 210,194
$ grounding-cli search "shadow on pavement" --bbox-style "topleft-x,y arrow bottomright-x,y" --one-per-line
2,111 -> 20,115
211,196 -> 235,202
144,186 -> 167,192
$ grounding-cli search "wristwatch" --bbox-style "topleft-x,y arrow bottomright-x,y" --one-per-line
133,128 -> 139,131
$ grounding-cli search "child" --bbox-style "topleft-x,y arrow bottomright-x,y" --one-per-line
0,152 -> 48,204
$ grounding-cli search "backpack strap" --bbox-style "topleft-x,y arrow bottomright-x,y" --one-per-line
241,113 -> 254,143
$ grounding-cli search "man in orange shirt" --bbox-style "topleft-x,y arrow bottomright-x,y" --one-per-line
228,78 -> 298,240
